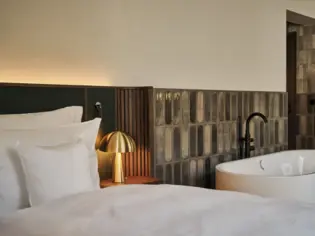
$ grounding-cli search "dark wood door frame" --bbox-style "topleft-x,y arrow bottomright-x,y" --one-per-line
286,30 -> 297,150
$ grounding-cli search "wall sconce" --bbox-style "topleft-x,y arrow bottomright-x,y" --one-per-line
95,102 -> 103,118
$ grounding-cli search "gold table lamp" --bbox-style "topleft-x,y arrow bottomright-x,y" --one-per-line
99,131 -> 136,183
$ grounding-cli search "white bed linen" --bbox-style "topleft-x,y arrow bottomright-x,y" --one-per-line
0,184 -> 314,236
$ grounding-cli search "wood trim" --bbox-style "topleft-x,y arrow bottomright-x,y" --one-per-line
287,32 -> 297,150
115,87 -> 153,176
287,10 -> 315,25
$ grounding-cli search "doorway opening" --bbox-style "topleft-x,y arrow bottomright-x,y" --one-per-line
286,10 -> 315,150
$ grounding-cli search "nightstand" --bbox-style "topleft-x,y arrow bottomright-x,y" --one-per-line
100,176 -> 161,188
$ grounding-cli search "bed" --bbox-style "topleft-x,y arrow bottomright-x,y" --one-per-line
0,83 -> 314,236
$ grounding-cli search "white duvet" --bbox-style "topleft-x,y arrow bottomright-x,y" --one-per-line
0,184 -> 315,236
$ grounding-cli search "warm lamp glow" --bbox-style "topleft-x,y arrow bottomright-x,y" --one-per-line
0,69 -> 113,86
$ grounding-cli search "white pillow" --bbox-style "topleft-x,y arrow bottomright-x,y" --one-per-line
0,118 -> 101,215
17,141 -> 95,206
0,106 -> 83,129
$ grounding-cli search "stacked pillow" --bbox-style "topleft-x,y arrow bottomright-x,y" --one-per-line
0,107 -> 101,215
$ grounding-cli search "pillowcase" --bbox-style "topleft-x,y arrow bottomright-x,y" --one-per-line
0,118 -> 101,215
17,141 -> 95,206
0,106 -> 83,129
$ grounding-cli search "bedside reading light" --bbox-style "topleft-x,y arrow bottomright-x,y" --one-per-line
99,131 -> 136,184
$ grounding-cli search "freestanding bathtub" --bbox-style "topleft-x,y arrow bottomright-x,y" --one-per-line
216,150 -> 315,203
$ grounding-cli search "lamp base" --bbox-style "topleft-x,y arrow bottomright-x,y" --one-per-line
112,152 -> 125,183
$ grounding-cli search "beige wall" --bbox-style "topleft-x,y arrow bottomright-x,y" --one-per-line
0,0 -> 287,91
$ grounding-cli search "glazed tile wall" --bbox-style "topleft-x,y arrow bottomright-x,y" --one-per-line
296,25 -> 315,149
153,89 -> 288,188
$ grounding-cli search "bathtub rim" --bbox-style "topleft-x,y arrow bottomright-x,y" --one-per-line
216,151 -> 315,178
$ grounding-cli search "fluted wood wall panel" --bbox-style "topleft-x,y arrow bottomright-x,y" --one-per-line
115,87 -> 153,176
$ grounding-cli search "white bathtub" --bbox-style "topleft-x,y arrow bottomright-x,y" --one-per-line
216,150 -> 315,203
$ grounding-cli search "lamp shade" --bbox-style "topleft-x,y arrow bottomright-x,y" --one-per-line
99,131 -> 136,153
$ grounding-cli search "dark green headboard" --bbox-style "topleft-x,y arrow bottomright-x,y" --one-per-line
0,83 -> 116,146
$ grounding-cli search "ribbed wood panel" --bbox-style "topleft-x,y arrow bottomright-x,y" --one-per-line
115,87 -> 153,176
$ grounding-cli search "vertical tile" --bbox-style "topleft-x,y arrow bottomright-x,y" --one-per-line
269,93 -> 274,118
196,91 -> 205,123
265,93 -> 269,117
173,127 -> 181,161
210,156 -> 220,189
155,165 -> 164,183
174,162 -> 181,185
204,92 -> 211,122
238,93 -> 243,118
231,122 -> 237,150
164,127 -> 173,162
217,123 -> 224,153
165,92 -> 172,124
296,136 -> 302,149
231,152 -> 237,161
297,65 -> 305,80
249,120 -> 255,145
284,119 -> 288,144
203,125 -> 212,155
225,92 -> 231,121
224,153 -> 233,163
301,136 -> 307,149
165,164 -> 173,184
259,93 -> 266,116
218,92 -> 225,121
296,115 -> 300,136
181,126 -> 189,159
181,91 -> 190,129
231,93 -> 237,120
172,92 -> 181,125
190,91 -> 197,123
278,119 -> 285,144
212,124 -> 217,154
197,159 -> 205,187
307,137 -> 314,149
249,92 -> 254,114
155,91 -> 165,125
296,79 -> 303,94
243,92 -> 249,118
269,120 -> 275,146
260,121 -> 265,148
264,123 -> 269,147
204,158 -> 211,188
155,127 -> 165,164
279,94 -> 284,117
224,123 -> 231,152
190,126 -> 197,157
254,93 -> 260,113
189,160 -> 197,186
263,148 -> 270,155
211,92 -> 218,122
307,116 -> 313,136
307,94 -> 315,114
197,125 -> 204,156
273,93 -> 280,117
275,120 -> 279,145
299,115 -> 307,135
182,161 -> 189,186
254,119 -> 260,150
297,94 -> 308,114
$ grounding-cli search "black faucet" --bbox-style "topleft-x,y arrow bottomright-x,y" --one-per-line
238,112 -> 268,158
